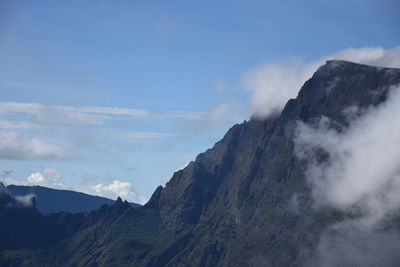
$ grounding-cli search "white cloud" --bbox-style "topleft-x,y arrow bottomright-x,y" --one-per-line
88,180 -> 146,204
26,168 -> 65,188
3,168 -> 147,205
244,46 -> 400,118
26,172 -> 45,183
14,194 -> 36,207
0,131 -> 72,161
292,71 -> 400,265
0,181 -> 36,208
295,85 -> 400,228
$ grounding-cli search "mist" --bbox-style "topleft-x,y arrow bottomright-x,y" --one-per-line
294,84 -> 400,265
0,182 -> 36,208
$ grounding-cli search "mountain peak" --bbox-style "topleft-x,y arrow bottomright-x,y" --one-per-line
280,59 -> 400,124
318,59 -> 400,74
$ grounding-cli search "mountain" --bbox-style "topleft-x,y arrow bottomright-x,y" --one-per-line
0,182 -> 84,250
6,184 -> 141,213
1,60 -> 400,266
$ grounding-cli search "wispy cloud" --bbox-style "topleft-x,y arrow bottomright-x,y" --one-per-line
0,119 -> 36,129
0,101 -> 205,126
116,131 -> 177,139
155,110 -> 205,120
295,85 -> 400,226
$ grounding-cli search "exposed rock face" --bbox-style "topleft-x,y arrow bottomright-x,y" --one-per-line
1,61 -> 400,266
143,60 -> 400,266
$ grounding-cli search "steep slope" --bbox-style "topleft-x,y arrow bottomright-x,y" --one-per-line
1,60 -> 400,266
142,60 -> 400,266
6,184 -> 140,213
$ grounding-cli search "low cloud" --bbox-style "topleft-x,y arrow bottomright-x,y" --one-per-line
88,180 -> 146,204
0,182 -> 36,208
295,86 -> 400,227
0,131 -> 72,161
294,85 -> 400,264
26,168 -> 65,188
14,194 -> 36,208
244,46 -> 400,118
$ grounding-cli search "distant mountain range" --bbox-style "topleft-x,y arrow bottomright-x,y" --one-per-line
6,184 -> 140,213
1,61 -> 400,266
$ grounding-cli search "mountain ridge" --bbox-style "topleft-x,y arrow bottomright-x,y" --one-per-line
6,184 -> 141,213
1,60 -> 400,266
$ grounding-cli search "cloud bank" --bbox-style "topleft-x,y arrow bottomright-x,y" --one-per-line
244,46 -> 400,118
295,85 -> 400,265
295,86 -> 400,227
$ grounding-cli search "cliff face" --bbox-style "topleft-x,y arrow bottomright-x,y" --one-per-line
1,61 -> 400,266
144,60 -> 400,266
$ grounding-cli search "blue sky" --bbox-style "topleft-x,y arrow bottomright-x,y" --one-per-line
0,0 -> 399,203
